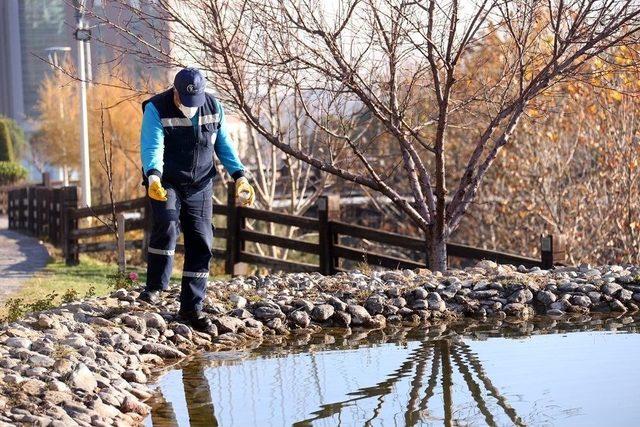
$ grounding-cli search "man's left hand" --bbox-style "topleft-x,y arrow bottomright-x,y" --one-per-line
235,177 -> 255,207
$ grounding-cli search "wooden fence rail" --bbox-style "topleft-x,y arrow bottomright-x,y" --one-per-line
5,176 -> 566,274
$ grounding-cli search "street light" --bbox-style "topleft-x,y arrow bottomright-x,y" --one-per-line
73,0 -> 92,207
44,46 -> 72,186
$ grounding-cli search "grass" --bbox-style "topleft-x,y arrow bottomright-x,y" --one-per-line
17,255 -> 142,301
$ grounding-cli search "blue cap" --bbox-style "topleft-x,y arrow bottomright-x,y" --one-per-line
173,67 -> 206,107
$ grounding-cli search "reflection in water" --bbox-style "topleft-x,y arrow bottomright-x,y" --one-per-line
145,316 -> 640,426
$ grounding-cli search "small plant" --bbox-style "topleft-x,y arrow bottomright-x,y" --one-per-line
356,260 -> 373,276
1,292 -> 59,323
108,270 -> 140,290
85,286 -> 96,298
61,288 -> 79,304
27,292 -> 58,312
3,298 -> 26,323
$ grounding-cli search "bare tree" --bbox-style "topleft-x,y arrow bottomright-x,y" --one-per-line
90,0 -> 640,271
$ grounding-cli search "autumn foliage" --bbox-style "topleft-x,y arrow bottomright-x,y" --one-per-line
33,69 -> 152,203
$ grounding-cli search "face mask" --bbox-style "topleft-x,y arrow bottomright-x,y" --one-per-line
178,103 -> 198,118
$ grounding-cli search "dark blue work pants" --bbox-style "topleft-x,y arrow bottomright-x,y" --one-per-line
145,181 -> 213,312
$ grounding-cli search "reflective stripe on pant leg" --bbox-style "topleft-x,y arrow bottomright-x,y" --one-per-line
182,271 -> 209,278
148,247 -> 176,256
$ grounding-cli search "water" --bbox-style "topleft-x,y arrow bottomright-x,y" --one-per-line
144,317 -> 640,426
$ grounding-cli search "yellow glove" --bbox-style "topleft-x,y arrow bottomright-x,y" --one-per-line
148,175 -> 167,202
235,177 -> 255,207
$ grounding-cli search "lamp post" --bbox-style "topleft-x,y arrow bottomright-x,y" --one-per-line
44,46 -> 71,186
74,0 -> 92,207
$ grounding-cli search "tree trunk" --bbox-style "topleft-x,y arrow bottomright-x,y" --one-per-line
427,228 -> 447,272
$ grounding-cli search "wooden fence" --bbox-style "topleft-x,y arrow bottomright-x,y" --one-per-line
5,179 -> 566,274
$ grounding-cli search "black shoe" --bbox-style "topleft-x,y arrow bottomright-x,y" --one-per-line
178,310 -> 216,334
139,290 -> 161,305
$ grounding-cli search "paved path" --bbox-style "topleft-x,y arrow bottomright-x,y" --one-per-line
0,216 -> 50,303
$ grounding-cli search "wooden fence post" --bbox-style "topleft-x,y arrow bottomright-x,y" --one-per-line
50,188 -> 61,245
19,187 -> 28,231
318,194 -> 341,275
141,199 -> 152,262
117,213 -> 126,274
224,182 -> 247,276
62,186 -> 79,266
42,172 -> 51,188
541,234 -> 565,269
7,189 -> 15,229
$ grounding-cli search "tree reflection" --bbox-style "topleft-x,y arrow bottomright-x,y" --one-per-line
292,337 -> 523,427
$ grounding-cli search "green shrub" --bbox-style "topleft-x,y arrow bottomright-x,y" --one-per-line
0,120 -> 14,162
0,161 -> 27,185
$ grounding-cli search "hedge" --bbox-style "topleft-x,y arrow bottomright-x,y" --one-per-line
0,120 -> 14,162
0,161 -> 27,186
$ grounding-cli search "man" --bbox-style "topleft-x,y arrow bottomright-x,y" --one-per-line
138,67 -> 255,332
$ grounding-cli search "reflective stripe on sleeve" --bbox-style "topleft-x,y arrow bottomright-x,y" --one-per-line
161,117 -> 192,127
182,271 -> 209,278
148,247 -> 175,256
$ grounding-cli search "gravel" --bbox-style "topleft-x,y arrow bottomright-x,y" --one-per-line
1,261 -> 640,424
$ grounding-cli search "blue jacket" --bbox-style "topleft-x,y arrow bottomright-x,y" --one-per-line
140,89 -> 245,187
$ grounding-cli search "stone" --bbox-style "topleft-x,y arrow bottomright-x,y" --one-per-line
550,300 -> 571,311
62,334 -> 87,349
120,396 -> 149,416
230,308 -> 252,319
331,311 -> 351,327
172,323 -> 192,339
470,289 -> 499,299
326,296 -> 347,312
366,314 -> 387,329
311,304 -> 335,322
411,287 -> 429,300
253,306 -> 285,320
213,316 -> 245,334
36,314 -> 59,330
4,337 -> 31,349
292,298 -> 314,312
610,300 -> 627,312
571,295 -> 592,308
229,294 -> 248,308
141,343 -> 186,359
508,289 -> 533,304
475,260 -> 498,270
389,297 -> 406,308
411,299 -> 428,310
49,380 -> 70,392
347,304 -> 371,326
53,358 -> 74,376
142,312 -> 167,332
602,283 -> 623,296
427,293 -> 446,312
67,363 -> 97,392
29,354 -> 55,368
289,311 -> 310,328
21,378 -> 46,396
43,390 -> 72,405
546,308 -> 565,316
536,290 -> 557,306
122,370 -> 147,384
617,289 -> 633,302
364,295 -> 386,315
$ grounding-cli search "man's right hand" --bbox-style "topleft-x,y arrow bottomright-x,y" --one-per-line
148,175 -> 168,201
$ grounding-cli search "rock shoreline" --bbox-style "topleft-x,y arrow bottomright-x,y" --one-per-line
2,261 -> 640,425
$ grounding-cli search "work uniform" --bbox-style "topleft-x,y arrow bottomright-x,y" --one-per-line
140,88 -> 244,312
